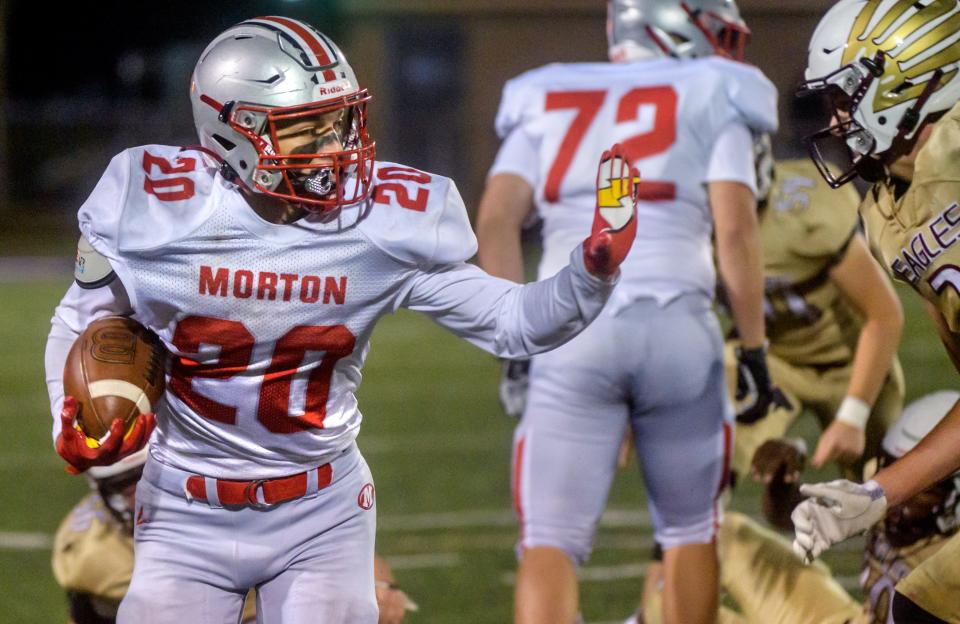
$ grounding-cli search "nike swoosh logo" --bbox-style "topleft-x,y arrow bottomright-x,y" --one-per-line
822,44 -> 844,55
251,74 -> 282,85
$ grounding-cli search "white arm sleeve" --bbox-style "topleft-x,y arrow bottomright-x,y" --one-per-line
706,121 -> 757,196
45,280 -> 134,444
401,247 -> 615,358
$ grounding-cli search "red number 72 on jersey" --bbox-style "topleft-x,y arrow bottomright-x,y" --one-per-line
544,86 -> 678,203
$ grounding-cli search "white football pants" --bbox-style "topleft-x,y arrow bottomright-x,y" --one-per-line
512,293 -> 733,563
118,443 -> 377,623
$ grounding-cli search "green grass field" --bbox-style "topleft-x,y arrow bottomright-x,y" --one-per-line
0,271 -> 953,623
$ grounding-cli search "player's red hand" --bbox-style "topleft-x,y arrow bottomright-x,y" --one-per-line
583,144 -> 639,279
55,396 -> 155,474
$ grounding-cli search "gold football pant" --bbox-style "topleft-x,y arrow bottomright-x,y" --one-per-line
896,531 -> 960,623
640,512 -> 863,624
724,344 -> 904,481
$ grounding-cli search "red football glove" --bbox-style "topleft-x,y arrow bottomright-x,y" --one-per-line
55,395 -> 156,475
583,143 -> 639,279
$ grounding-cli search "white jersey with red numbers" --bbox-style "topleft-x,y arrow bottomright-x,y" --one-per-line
490,56 -> 778,308
48,144 -> 613,478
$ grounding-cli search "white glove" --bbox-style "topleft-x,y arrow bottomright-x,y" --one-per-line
791,479 -> 887,563
499,360 -> 530,419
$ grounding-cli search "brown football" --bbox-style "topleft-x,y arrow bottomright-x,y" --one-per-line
63,316 -> 166,442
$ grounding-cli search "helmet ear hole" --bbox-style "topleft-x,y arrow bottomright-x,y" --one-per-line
213,134 -> 236,151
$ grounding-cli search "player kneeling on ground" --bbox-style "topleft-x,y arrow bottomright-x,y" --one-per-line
45,16 -> 639,624
723,137 -> 903,487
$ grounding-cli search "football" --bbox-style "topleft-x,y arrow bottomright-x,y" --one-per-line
63,316 -> 166,442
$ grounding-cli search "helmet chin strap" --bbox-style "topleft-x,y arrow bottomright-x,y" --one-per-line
854,155 -> 887,183
859,67 -> 945,184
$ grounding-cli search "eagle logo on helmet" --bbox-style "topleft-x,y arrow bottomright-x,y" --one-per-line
800,0 -> 960,187
843,0 -> 960,113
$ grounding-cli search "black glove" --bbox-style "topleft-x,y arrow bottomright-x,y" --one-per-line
499,359 -> 530,419
734,345 -> 791,424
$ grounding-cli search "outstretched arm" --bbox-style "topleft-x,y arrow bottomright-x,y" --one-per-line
873,301 -> 960,506
402,247 -> 613,359
403,147 -> 638,358
792,302 -> 960,562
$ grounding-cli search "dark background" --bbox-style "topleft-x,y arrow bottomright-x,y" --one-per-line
0,0 -> 836,248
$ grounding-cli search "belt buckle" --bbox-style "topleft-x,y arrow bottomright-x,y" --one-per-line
243,479 -> 272,509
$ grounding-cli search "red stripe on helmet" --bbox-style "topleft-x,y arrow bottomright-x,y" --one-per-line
258,16 -> 338,81
644,24 -> 674,56
199,94 -> 223,112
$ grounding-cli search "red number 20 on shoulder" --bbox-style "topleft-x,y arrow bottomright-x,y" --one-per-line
544,86 -> 677,203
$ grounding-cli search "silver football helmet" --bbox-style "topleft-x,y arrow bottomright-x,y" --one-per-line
607,0 -> 750,62
190,16 -> 375,211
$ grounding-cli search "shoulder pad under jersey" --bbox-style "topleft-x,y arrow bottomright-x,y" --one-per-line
494,64 -> 562,139
358,161 -> 477,268
78,145 -> 220,257
74,235 -> 116,288
771,159 -> 860,259
914,101 -> 960,187
702,57 -> 779,134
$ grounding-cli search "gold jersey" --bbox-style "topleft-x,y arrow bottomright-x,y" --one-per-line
760,159 -> 864,366
52,493 -> 257,622
861,528 -> 954,623
52,493 -> 133,610
639,511 -> 863,624
859,101 -> 960,331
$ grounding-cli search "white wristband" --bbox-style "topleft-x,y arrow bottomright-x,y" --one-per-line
835,396 -> 871,430
862,479 -> 886,501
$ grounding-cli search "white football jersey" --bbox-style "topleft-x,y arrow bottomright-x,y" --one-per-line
491,57 -> 778,308
56,144 -> 613,477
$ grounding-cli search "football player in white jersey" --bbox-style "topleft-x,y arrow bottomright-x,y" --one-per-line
43,16 -> 641,624
476,2 -> 778,623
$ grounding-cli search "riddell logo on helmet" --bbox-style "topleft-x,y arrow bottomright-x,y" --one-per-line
317,84 -> 347,96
